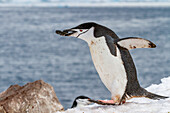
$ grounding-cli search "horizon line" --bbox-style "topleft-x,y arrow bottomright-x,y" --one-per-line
1,2 -> 170,7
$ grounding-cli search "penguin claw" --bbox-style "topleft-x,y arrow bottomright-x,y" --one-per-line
119,100 -> 126,105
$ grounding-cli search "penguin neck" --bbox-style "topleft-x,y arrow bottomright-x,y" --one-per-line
88,37 -> 110,55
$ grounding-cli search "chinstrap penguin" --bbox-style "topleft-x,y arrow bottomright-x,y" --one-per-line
71,96 -> 115,108
71,96 -> 92,108
56,22 -> 168,104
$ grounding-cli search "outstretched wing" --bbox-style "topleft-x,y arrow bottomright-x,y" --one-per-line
115,37 -> 156,50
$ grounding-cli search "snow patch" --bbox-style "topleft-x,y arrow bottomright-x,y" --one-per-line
58,76 -> 170,113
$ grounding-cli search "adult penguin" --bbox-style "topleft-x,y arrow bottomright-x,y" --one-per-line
56,22 -> 168,104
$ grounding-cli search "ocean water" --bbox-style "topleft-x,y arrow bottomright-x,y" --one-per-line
0,7 -> 169,109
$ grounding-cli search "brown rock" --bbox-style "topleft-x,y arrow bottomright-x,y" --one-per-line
0,80 -> 64,113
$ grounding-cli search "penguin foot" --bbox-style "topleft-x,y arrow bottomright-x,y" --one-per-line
98,100 -> 115,104
98,99 -> 126,105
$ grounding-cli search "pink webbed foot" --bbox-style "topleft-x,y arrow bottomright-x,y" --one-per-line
98,100 -> 115,104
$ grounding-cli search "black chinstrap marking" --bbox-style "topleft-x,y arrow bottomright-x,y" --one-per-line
77,29 -> 90,38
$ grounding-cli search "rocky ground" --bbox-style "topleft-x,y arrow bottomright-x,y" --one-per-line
0,80 -> 64,113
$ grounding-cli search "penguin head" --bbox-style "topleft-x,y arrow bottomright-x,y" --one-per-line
56,22 -> 98,43
71,96 -> 92,108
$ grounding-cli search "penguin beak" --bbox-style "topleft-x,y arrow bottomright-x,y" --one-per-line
56,29 -> 77,37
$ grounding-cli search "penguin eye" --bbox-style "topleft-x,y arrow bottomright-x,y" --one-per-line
80,29 -> 83,32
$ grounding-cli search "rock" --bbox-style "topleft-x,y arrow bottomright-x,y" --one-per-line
0,80 -> 64,113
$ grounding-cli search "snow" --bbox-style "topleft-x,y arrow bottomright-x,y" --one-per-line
58,76 -> 170,113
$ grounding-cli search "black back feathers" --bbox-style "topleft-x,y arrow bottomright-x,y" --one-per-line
71,22 -> 97,29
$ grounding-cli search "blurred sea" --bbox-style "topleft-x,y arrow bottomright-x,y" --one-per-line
0,7 -> 170,109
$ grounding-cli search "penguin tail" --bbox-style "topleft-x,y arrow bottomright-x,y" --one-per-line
129,87 -> 169,100
145,91 -> 169,100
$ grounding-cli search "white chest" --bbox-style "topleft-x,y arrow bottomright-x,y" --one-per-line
88,37 -> 127,98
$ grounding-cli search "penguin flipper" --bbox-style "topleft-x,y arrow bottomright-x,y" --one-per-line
105,35 -> 117,56
115,37 -> 156,50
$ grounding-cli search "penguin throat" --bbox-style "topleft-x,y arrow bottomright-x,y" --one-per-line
78,27 -> 95,44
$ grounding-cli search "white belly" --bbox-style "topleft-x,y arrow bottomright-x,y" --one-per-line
89,37 -> 127,100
